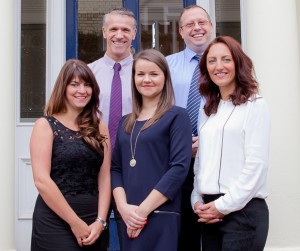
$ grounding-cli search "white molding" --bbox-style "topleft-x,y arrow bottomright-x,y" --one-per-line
47,0 -> 66,97
198,0 -> 216,38
240,0 -> 247,50
17,157 -> 37,220
15,0 -> 21,126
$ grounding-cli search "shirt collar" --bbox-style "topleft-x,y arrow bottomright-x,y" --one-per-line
184,47 -> 202,62
103,53 -> 133,69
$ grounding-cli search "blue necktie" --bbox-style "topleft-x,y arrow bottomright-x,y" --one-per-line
108,63 -> 122,149
186,55 -> 201,136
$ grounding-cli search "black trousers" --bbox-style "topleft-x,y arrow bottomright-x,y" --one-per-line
202,196 -> 269,251
178,158 -> 202,251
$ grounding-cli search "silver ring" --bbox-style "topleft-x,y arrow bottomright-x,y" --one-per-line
128,220 -> 132,226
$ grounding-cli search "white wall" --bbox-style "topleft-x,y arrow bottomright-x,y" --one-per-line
297,0 -> 300,72
0,0 -> 16,250
245,0 -> 300,250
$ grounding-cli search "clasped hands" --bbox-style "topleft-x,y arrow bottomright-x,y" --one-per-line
119,203 -> 147,239
70,218 -> 103,247
194,201 -> 224,224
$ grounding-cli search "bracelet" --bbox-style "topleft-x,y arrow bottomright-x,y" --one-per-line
95,217 -> 108,230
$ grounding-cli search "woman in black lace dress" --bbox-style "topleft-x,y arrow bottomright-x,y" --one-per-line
30,59 -> 111,250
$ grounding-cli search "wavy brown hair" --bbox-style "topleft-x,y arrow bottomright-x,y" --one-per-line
124,49 -> 175,133
199,36 -> 258,116
44,59 -> 106,154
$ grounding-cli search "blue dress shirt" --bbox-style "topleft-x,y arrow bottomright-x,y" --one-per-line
166,47 -> 204,134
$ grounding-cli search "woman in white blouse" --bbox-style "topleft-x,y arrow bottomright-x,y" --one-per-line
191,36 -> 270,251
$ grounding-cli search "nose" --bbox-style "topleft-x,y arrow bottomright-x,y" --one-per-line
77,84 -> 86,92
143,74 -> 151,82
115,29 -> 124,38
216,60 -> 223,70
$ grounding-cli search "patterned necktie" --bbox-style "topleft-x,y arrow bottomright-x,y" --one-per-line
186,55 -> 201,136
108,63 -> 122,149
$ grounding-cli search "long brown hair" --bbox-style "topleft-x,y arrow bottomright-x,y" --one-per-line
44,59 -> 106,154
199,36 -> 258,116
124,49 -> 175,133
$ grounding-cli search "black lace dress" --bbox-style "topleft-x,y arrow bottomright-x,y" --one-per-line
31,116 -> 104,251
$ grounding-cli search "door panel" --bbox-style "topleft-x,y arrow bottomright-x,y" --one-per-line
139,0 -> 184,55
15,1 -> 65,250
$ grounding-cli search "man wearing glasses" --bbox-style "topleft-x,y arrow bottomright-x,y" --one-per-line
166,5 -> 213,251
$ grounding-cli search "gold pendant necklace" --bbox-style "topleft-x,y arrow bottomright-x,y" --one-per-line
129,120 -> 148,167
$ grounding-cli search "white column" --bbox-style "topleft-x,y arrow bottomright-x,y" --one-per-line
0,0 -> 15,250
244,0 -> 300,249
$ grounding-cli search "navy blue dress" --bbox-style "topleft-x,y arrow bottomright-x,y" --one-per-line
111,106 -> 192,251
31,116 -> 105,251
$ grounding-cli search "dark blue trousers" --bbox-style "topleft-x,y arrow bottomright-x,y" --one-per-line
202,197 -> 269,251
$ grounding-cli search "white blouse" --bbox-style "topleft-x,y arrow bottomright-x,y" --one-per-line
191,95 -> 271,215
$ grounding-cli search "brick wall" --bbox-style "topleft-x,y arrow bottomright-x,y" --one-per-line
78,0 -> 122,34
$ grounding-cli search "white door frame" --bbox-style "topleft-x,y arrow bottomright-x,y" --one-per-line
14,0 -> 65,250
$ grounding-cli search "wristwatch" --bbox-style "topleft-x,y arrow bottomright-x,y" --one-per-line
95,217 -> 108,230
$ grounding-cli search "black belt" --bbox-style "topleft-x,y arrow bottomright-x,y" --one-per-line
203,194 -> 224,203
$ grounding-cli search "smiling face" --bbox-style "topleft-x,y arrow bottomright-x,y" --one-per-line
179,7 -> 213,54
102,14 -> 137,62
206,42 -> 236,100
134,59 -> 165,102
65,76 -> 92,112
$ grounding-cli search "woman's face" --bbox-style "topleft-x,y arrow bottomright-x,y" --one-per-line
206,42 -> 236,99
134,59 -> 165,102
65,76 -> 92,112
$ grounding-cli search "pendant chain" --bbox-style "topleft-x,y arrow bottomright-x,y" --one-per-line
129,120 -> 148,167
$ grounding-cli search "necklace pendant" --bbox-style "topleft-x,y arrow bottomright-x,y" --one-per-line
130,158 -> 136,167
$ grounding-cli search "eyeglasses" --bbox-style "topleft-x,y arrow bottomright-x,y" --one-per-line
180,20 -> 209,30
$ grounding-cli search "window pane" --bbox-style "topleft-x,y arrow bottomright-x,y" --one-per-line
78,0 -> 122,63
215,0 -> 241,43
140,0 -> 184,56
21,0 -> 46,122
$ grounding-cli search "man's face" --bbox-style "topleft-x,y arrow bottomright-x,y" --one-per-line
102,14 -> 137,62
179,7 -> 213,54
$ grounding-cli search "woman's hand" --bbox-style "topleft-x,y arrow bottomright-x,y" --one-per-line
119,203 -> 147,230
127,227 -> 143,239
195,201 -> 224,224
70,218 -> 91,247
81,221 -> 103,246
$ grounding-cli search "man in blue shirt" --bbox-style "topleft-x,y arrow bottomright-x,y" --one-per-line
166,5 -> 213,251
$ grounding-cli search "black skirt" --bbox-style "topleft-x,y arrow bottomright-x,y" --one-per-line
31,194 -> 104,251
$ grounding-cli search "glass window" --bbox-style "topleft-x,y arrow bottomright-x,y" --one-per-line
77,0 -> 122,63
139,0 -> 184,56
21,0 -> 46,122
215,0 -> 241,42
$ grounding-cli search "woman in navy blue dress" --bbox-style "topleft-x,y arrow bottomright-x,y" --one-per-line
111,49 -> 192,251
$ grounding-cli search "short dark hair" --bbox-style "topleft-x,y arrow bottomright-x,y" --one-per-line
103,8 -> 137,29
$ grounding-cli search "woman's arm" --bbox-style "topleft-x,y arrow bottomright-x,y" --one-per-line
83,121 -> 112,245
30,118 -> 90,246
